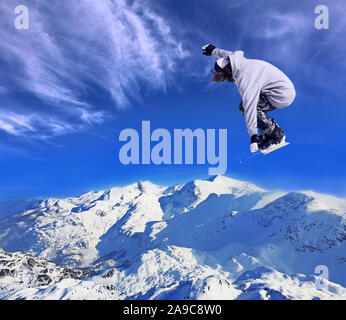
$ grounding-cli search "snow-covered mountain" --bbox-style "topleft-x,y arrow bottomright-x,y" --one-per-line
0,175 -> 345,300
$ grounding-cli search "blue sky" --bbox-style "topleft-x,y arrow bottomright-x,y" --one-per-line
0,0 -> 346,200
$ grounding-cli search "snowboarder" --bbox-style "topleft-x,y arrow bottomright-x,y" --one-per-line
202,44 -> 296,154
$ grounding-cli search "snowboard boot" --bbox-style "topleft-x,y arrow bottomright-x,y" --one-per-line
258,125 -> 285,152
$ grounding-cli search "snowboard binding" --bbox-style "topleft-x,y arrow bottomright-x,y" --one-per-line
258,125 -> 288,155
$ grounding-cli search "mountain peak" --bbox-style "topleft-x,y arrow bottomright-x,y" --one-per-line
196,175 -> 265,195
135,180 -> 164,194
207,175 -> 219,182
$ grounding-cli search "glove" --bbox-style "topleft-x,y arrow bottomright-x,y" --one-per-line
202,44 -> 216,56
250,135 -> 259,153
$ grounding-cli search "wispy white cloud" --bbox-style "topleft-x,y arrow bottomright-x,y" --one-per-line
258,13 -> 309,39
0,0 -> 189,138
0,110 -> 74,139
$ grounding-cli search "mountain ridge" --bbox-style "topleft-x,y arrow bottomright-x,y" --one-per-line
0,175 -> 345,299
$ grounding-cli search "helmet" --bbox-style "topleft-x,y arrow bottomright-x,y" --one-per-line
215,57 -> 230,72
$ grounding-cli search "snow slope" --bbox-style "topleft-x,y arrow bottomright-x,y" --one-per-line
0,175 -> 345,300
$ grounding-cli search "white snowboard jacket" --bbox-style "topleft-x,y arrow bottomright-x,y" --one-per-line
212,48 -> 296,137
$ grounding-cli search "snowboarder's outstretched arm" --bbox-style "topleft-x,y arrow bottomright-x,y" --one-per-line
211,48 -> 235,59
202,44 -> 234,59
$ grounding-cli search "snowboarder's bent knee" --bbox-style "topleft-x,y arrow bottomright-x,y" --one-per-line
266,86 -> 296,110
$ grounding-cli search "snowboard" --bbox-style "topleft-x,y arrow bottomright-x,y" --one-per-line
261,142 -> 290,155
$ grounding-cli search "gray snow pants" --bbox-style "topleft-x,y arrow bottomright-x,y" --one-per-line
238,94 -> 280,137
